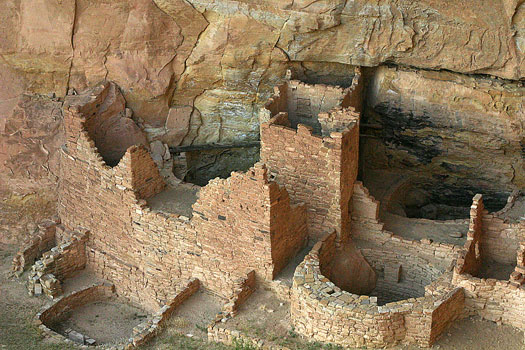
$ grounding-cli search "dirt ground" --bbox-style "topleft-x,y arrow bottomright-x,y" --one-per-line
147,184 -> 200,217
50,298 -> 147,345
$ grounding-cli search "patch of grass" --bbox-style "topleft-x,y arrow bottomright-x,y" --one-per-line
167,316 -> 190,329
195,323 -> 208,333
141,333 -> 232,350
232,338 -> 258,350
0,313 -> 77,350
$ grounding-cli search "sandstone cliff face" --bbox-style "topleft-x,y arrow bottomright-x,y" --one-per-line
0,0 -> 524,208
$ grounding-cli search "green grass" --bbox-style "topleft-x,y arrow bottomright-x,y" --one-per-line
140,333 -> 232,350
0,310 -> 77,350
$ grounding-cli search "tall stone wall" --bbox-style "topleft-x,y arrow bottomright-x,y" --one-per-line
192,163 -> 307,283
455,194 -> 484,275
57,83 -> 307,311
260,77 -> 363,242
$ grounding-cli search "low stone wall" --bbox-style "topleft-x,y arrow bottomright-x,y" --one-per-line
36,279 -> 200,349
290,233 -> 464,348
351,182 -> 460,268
131,278 -> 200,347
451,196 -> 525,330
452,272 -> 525,329
36,283 -> 116,346
27,229 -> 88,297
12,218 -> 59,274
223,270 -> 256,317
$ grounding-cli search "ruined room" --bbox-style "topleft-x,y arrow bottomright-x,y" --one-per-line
0,1 -> 524,350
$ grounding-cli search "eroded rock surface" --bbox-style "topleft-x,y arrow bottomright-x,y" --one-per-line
0,0 -> 524,221
362,66 -> 525,207
0,94 -> 63,194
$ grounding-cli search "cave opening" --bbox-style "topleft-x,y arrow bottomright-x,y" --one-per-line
389,178 -> 510,220
175,146 -> 260,187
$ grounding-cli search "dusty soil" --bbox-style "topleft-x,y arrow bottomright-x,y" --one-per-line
61,269 -> 106,295
0,244 -> 77,350
50,298 -> 147,345
141,290 -> 226,350
147,184 -> 200,217
161,290 -> 222,339
274,245 -> 312,287
222,287 -> 293,345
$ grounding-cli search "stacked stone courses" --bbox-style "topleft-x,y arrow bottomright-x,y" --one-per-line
260,72 -> 361,242
14,75 -> 525,348
57,82 -> 308,311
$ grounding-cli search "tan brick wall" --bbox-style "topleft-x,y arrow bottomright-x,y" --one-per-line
57,86 -> 307,311
260,110 -> 359,242
290,232 -> 464,348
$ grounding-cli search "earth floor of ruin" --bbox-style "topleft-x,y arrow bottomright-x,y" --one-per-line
1,239 -> 524,350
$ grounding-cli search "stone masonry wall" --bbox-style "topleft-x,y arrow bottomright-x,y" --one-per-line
12,218 -> 59,274
261,80 -> 352,135
351,182 -> 460,267
451,197 -> 525,330
452,272 -> 525,329
290,232 -> 464,348
455,194 -> 484,275
260,111 -> 359,242
58,83 -> 307,311
481,214 -> 525,264
192,163 -> 308,284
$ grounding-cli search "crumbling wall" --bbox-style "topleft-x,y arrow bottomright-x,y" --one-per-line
455,194 -> 484,275
452,273 -> 525,328
58,83 -> 307,311
452,196 -> 525,329
261,80 -> 352,134
351,182 -> 460,266
290,233 -> 464,348
12,218 -> 59,274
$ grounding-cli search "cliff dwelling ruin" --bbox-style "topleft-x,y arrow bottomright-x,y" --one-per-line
2,3 -> 525,349
4,65 -> 523,350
